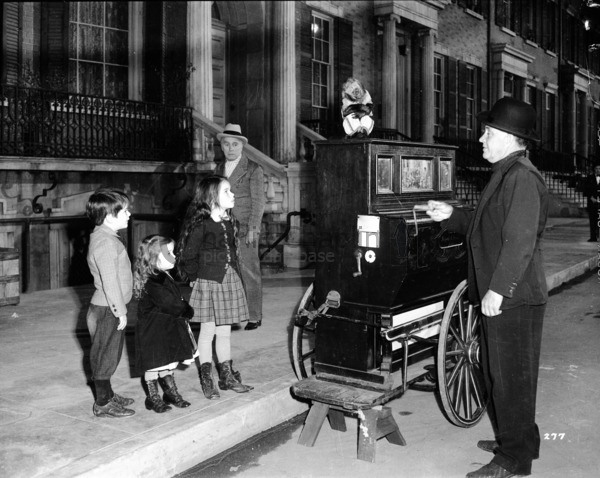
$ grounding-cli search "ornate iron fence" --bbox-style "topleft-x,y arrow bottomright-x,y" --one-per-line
0,84 -> 193,162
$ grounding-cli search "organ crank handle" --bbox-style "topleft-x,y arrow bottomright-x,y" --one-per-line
353,249 -> 362,277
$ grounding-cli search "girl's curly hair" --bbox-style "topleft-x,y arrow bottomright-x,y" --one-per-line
133,234 -> 173,298
175,175 -> 240,279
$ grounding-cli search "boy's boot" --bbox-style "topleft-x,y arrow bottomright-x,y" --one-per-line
159,373 -> 191,408
218,360 -> 253,393
199,363 -> 220,400
144,380 -> 172,413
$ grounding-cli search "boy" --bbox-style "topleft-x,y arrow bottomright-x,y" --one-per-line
85,188 -> 135,417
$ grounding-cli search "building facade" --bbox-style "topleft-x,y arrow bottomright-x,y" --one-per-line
1,0 -> 599,292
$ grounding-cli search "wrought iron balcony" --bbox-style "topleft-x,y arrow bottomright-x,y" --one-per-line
0,84 -> 193,163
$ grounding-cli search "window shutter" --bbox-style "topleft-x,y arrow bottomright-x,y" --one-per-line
480,67 -> 488,115
3,2 -> 21,84
299,3 -> 312,122
447,57 -> 458,138
164,1 -> 187,106
144,2 -> 163,103
41,2 -> 68,90
536,88 -> 543,144
457,61 -> 468,139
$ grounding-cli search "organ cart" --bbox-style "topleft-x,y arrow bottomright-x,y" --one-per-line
291,139 -> 486,462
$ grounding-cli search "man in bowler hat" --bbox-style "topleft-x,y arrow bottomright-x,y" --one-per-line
215,124 -> 265,330
427,97 -> 549,478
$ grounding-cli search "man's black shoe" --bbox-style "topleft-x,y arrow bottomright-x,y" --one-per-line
111,393 -> 134,407
244,320 -> 262,330
588,238 -> 597,242
466,462 -> 523,478
93,400 -> 135,418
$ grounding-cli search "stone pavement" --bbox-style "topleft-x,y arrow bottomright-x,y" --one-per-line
0,217 -> 597,478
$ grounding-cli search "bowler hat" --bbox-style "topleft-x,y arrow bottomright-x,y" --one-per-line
216,123 -> 248,144
477,97 -> 539,142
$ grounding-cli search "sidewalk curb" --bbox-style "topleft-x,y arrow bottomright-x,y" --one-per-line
51,378 -> 308,478
546,256 -> 597,292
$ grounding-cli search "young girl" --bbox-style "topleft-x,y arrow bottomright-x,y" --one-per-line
177,175 -> 253,399
134,235 -> 195,413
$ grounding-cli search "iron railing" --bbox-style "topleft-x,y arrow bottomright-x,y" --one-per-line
0,84 -> 193,162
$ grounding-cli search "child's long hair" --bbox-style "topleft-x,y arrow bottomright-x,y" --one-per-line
133,234 -> 173,298
176,175 -> 238,275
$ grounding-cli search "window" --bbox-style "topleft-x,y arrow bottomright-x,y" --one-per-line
466,66 -> 477,138
496,0 -> 518,32
311,13 -> 333,123
434,55 -> 445,137
504,72 -> 515,97
544,92 -> 555,149
458,0 -> 488,17
542,0 -> 557,52
69,2 -> 129,98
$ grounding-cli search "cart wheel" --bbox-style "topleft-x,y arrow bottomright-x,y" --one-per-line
437,279 -> 487,427
292,282 -> 318,379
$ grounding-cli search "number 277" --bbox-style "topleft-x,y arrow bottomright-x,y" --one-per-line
544,433 -> 565,440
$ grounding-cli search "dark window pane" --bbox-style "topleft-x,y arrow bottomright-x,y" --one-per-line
80,25 -> 103,62
105,65 -> 128,99
105,29 -> 128,65
78,62 -> 104,96
69,23 -> 78,60
79,2 -> 104,26
105,1 -> 128,30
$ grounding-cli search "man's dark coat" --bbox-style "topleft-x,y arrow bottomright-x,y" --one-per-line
445,150 -> 549,309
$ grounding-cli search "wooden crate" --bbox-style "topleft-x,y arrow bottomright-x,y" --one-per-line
0,248 -> 20,306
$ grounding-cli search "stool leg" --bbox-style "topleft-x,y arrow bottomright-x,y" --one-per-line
377,406 -> 406,446
357,408 -> 378,462
328,408 -> 347,432
298,402 -> 329,447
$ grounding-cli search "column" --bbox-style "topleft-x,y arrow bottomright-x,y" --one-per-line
187,1 -> 214,165
187,1 -> 213,118
565,88 -> 576,158
273,1 -> 296,164
382,15 -> 400,130
578,92 -> 589,159
420,29 -> 435,143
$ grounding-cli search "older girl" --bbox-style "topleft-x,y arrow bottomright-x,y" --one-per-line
177,175 -> 253,399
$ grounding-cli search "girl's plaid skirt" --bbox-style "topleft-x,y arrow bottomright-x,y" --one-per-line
189,266 -> 249,325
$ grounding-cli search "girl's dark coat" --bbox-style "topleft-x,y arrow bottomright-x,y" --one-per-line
135,271 -> 194,372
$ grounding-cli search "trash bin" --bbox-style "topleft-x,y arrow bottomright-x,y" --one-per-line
0,248 -> 20,306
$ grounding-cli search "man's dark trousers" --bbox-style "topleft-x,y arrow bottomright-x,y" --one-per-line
481,304 -> 545,475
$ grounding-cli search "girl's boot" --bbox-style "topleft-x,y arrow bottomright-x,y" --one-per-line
145,380 -> 172,413
159,373 -> 191,408
199,363 -> 220,400
218,360 -> 253,393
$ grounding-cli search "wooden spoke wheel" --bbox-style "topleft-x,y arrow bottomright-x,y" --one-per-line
292,282 -> 318,379
437,280 -> 487,427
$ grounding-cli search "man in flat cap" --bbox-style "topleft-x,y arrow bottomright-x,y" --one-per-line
427,97 -> 548,478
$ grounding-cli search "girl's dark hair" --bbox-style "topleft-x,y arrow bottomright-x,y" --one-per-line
86,188 -> 130,226
133,235 -> 173,298
176,175 -> 239,277
176,175 -> 223,256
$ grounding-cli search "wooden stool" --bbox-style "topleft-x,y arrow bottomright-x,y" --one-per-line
292,377 -> 406,462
